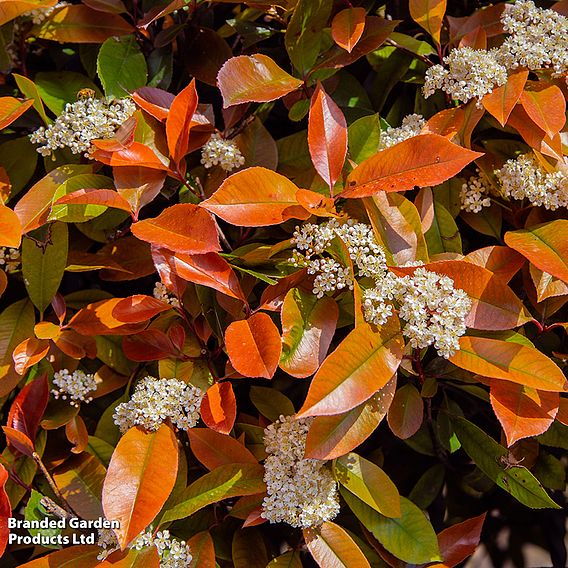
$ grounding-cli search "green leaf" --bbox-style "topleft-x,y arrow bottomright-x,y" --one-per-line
0,137 -> 38,197
0,299 -> 35,365
161,463 -> 266,524
408,464 -> 445,509
425,200 -> 462,255
22,222 -> 68,313
13,74 -> 51,125
341,489 -> 441,564
348,113 -> 381,164
97,35 -> 148,98
333,453 -> 401,517
452,416 -> 561,509
249,386 -> 295,422
35,71 -> 100,115
24,490 -> 62,549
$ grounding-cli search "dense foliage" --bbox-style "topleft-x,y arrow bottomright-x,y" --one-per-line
0,0 -> 567,566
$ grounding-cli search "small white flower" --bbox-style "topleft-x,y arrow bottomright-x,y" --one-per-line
30,97 -> 136,158
153,281 -> 180,308
379,114 -> 426,149
24,2 -> 68,25
262,415 -> 340,528
200,133 -> 245,172
460,170 -> 492,213
0,247 -> 21,273
51,369 -> 97,408
113,376 -> 203,433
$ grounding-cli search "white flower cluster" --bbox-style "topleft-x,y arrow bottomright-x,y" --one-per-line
30,97 -> 136,157
262,415 -> 340,529
97,527 -> 192,567
51,369 -> 97,408
423,47 -> 508,104
460,170 -> 492,213
153,281 -> 180,308
494,153 -> 568,210
113,376 -> 203,433
499,0 -> 568,75
0,247 -> 21,273
291,219 -> 389,299
200,133 -> 245,172
24,2 -> 68,25
392,267 -> 472,359
291,220 -> 472,358
379,114 -> 426,149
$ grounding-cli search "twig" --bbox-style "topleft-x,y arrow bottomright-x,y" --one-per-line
32,452 -> 76,517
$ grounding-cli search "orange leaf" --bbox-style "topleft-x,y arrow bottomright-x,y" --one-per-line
200,382 -> 237,434
98,547 -> 160,568
12,337 -> 50,375
297,319 -> 404,417
295,189 -> 338,217
0,97 -> 33,130
409,0 -> 447,44
308,84 -> 348,193
0,272 -> 6,298
17,545 -> 101,568
0,203 -> 22,247
520,82 -> 566,139
7,374 -> 48,443
122,329 -> 178,361
424,107 -> 465,139
92,142 -> 170,171
131,204 -> 220,254
0,0 -> 55,26
391,260 -> 531,330
331,7 -> 366,53
217,54 -> 303,108
481,69 -> 528,126
0,464 -> 10,557
225,313 -> 282,379
2,426 -> 35,457
187,531 -> 216,568
304,521 -> 371,568
387,383 -> 424,439
504,221 -> 568,285
111,295 -> 171,323
342,134 -> 482,198
166,80 -> 198,165
490,381 -> 558,447
449,336 -> 568,392
34,5 -> 133,43
114,166 -> 166,215
464,246 -> 525,283
65,415 -> 89,454
188,428 -> 257,470
437,513 -> 486,567
201,167 -> 309,227
305,377 -> 396,460
132,87 -> 173,121
54,188 -> 132,214
102,424 -> 178,549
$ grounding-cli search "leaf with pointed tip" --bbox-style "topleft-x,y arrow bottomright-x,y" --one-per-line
200,382 -> 237,434
188,428 -> 257,471
387,383 -> 423,440
166,80 -> 198,165
0,204 -> 22,248
520,82 -> 566,139
331,8 -> 366,52
437,513 -> 486,567
54,188 -> 132,214
409,0 -> 447,44
0,97 -> 34,129
481,70 -> 528,126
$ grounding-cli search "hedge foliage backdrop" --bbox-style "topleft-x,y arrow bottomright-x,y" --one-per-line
0,0 -> 567,566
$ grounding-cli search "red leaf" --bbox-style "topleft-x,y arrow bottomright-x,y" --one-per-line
166,80 -> 198,166
7,374 -> 48,443
342,134 -> 482,198
387,383 -> 424,439
0,464 -> 10,556
112,295 -> 171,323
520,82 -> 566,139
102,425 -> 179,549
187,531 -> 216,568
188,428 -> 257,470
123,329 -> 178,361
217,54 -> 303,108
331,7 -> 366,53
2,426 -> 35,457
225,313 -> 282,379
0,203 -> 22,247
481,69 -> 528,126
54,188 -> 132,214
131,204 -> 220,254
0,97 -> 34,129
132,87 -> 174,121
437,513 -> 486,567
308,84 -> 348,193
200,382 -> 237,434
12,337 -> 50,375
490,381 -> 558,447
201,167 -> 309,227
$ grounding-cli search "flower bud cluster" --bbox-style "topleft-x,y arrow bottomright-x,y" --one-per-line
153,281 -> 180,308
494,153 -> 568,210
200,133 -> 245,172
52,369 -> 97,408
262,415 -> 340,528
460,170 -> 492,213
30,97 -> 136,157
25,2 -> 68,25
379,114 -> 426,149
0,247 -> 21,273
113,376 -> 203,433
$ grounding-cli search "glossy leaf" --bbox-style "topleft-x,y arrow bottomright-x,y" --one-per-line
17,545 -> 101,567
131,204 -> 220,254
481,70 -> 528,126
437,513 -> 486,567
342,134 -> 482,198
188,428 -> 257,471
12,338 -> 50,376
410,0 -> 447,44
166,80 -> 198,165
387,383 -> 424,440
201,167 -> 309,227
519,82 -> 566,139
504,221 -> 568,285
200,382 -> 237,434
280,288 -> 338,378
0,97 -> 34,130
304,521 -> 371,568
0,204 -> 22,248
102,424 -> 179,549
188,531 -> 216,568
297,319 -> 404,417
7,374 -> 48,443
217,55 -> 303,108
225,313 -> 282,379
308,84 -> 347,193
0,464 -> 10,556
331,8 -> 366,53
464,246 -> 525,283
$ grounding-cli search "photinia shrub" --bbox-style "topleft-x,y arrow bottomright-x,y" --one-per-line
0,0 -> 567,566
